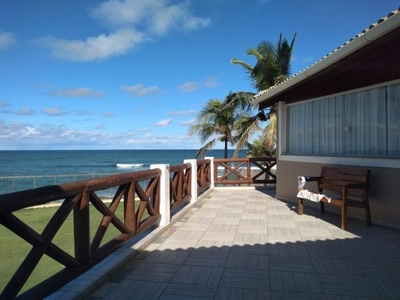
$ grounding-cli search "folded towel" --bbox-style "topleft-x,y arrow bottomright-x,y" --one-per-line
297,176 -> 331,202
297,189 -> 330,202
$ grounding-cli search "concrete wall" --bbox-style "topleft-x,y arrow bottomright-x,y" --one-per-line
275,159 -> 400,229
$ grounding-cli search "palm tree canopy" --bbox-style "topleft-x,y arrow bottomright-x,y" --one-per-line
246,137 -> 273,158
189,98 -> 238,158
231,33 -> 297,91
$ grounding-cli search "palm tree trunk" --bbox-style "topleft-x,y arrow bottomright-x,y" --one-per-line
224,138 -> 228,158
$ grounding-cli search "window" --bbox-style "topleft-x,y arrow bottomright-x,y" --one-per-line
286,82 -> 400,157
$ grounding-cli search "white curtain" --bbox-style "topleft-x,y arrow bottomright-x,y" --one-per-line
287,101 -> 313,154
287,83 -> 400,157
347,87 -> 386,156
287,96 -> 346,155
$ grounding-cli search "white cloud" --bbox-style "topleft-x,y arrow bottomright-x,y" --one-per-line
102,112 -> 115,118
21,126 -> 40,138
0,119 -> 201,149
42,107 -> 69,116
154,118 -> 172,126
0,109 -> 12,114
16,109 -> 35,116
178,81 -> 200,93
120,84 -> 162,97
179,118 -> 196,126
74,111 -> 95,116
168,109 -> 196,116
0,30 -> 16,49
89,0 -> 210,35
38,29 -> 145,61
95,123 -> 106,129
0,120 -> 36,139
203,76 -> 220,88
36,1 -> 209,62
0,101 -> 10,107
178,77 -> 220,93
50,87 -> 106,99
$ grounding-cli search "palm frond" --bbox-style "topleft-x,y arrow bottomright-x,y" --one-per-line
195,138 -> 218,159
261,112 -> 277,152
233,115 -> 261,157
230,59 -> 253,72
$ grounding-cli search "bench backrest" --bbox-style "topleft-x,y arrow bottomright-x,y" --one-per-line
319,166 -> 370,196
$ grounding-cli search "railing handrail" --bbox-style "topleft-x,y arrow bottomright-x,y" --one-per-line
0,173 -> 118,180
0,169 -> 161,213
169,162 -> 191,173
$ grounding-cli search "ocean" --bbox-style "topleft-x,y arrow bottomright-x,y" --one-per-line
0,149 -> 245,194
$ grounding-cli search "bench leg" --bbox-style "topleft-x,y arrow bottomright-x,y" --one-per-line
320,201 -> 325,213
341,204 -> 347,230
364,194 -> 372,227
298,198 -> 304,215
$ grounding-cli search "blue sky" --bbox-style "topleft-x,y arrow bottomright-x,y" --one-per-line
1,0 -> 398,150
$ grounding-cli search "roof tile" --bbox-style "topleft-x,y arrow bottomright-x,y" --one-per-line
254,7 -> 400,100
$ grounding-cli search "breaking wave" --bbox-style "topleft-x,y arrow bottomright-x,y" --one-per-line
116,163 -> 144,169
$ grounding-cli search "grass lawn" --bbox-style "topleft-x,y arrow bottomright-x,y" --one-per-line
0,202 -> 147,295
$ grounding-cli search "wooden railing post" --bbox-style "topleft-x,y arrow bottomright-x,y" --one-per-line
150,164 -> 170,226
184,159 -> 197,203
206,157 -> 215,189
74,188 -> 91,265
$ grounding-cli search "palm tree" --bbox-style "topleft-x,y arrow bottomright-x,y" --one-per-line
189,92 -> 259,159
230,34 -> 296,156
246,137 -> 273,158
188,98 -> 237,159
231,33 -> 296,90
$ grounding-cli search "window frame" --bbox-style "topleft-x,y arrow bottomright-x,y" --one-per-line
278,79 -> 400,169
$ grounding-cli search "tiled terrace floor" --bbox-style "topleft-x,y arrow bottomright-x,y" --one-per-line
85,188 -> 400,300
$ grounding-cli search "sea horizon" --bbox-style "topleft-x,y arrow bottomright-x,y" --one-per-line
0,149 -> 246,193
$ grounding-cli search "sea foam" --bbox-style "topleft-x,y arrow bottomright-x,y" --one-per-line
116,163 -> 143,169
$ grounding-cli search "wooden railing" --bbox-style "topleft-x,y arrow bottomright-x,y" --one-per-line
0,157 -> 274,299
196,159 -> 211,194
169,163 -> 192,210
214,158 -> 276,185
0,170 -> 161,300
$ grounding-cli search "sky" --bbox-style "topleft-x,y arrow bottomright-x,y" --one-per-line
1,0 -> 399,150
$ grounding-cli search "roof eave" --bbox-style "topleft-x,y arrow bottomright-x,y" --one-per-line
253,9 -> 400,107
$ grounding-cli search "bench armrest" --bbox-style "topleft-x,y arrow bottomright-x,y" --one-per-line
305,176 -> 322,182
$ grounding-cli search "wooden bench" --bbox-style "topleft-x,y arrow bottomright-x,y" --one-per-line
297,166 -> 371,230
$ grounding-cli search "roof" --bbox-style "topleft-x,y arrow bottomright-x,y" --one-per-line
253,7 -> 400,107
